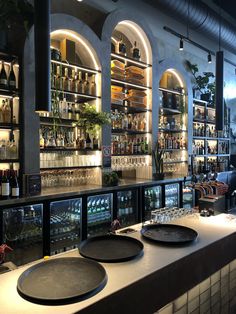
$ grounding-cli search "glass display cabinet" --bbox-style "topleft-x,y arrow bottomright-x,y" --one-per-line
182,181 -> 194,209
87,193 -> 113,237
144,185 -> 162,221
50,198 -> 81,255
165,183 -> 179,207
2,204 -> 43,266
116,189 -> 138,228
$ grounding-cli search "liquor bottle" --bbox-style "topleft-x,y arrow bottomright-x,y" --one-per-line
0,100 -> 4,123
71,69 -> 77,93
78,71 -> 84,94
86,133 -> 92,149
8,63 -> 16,91
1,171 -> 10,198
118,36 -> 126,55
132,41 -> 141,60
93,135 -> 99,150
83,73 -> 90,95
10,171 -> 19,198
0,62 -> 8,90
4,99 -> 11,123
91,74 -> 96,96
63,67 -> 71,91
56,65 -> 63,90
39,129 -> 45,148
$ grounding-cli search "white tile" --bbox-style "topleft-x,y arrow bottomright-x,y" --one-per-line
220,303 -> 229,314
230,259 -> 236,271
188,296 -> 199,313
174,293 -> 187,311
174,305 -> 187,314
221,274 -> 229,286
199,278 -> 210,294
211,301 -> 220,314
221,283 -> 229,298
211,291 -> 220,306
211,281 -> 220,297
230,278 -> 236,289
230,269 -> 236,281
200,289 -> 210,305
221,264 -> 229,278
188,285 -> 200,301
200,299 -> 210,313
211,271 -> 220,286
158,303 -> 173,314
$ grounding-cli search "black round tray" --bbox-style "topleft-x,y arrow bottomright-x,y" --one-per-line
17,257 -> 107,305
79,234 -> 144,262
141,224 -> 198,244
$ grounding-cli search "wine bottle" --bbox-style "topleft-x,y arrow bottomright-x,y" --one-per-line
10,171 -> 19,198
8,63 -> 16,91
83,73 -> 90,95
1,171 -> 10,198
132,41 -> 141,60
91,74 -> 96,96
119,36 -> 126,55
0,62 -> 8,90
63,67 -> 71,91
78,71 -> 84,94
86,133 -> 92,149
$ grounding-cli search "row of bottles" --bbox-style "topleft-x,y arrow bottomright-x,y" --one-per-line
113,37 -> 141,61
50,98 -> 80,120
112,135 -> 149,155
111,110 -> 147,132
0,61 -> 18,91
40,127 -> 100,150
51,65 -> 96,96
158,134 -> 187,150
145,187 -> 161,212
87,195 -> 112,224
0,136 -> 18,160
117,191 -> 134,216
193,123 -> 217,137
193,141 -> 205,155
159,116 -> 184,131
0,169 -> 19,198
218,141 -> 229,154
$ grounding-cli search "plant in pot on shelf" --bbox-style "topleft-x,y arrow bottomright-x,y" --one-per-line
102,170 -> 119,187
152,142 -> 165,180
185,60 -> 215,102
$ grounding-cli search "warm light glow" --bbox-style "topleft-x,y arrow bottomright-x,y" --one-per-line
0,94 -> 14,99
111,37 -> 119,45
111,78 -> 150,90
167,69 -> 184,88
51,88 -> 98,99
51,30 -> 99,71
51,60 -> 99,74
111,53 -> 149,68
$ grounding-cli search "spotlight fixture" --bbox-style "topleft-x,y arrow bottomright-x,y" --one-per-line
77,0 -> 83,2
208,52 -> 212,63
179,37 -> 184,51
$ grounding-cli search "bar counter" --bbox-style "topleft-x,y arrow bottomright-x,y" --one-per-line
1,214 -> 236,314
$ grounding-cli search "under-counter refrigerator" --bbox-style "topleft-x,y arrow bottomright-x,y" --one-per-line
143,185 -> 162,221
1,204 -> 43,266
87,193 -> 113,237
165,183 -> 180,207
116,189 -> 139,228
50,198 -> 81,255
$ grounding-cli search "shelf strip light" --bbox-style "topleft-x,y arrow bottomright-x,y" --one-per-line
159,87 -> 183,96
51,59 -> 100,74
111,78 -> 151,90
51,89 -> 100,99
111,53 -> 150,68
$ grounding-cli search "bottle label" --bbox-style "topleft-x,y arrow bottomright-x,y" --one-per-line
12,187 -> 19,197
9,80 -> 16,87
0,78 -> 7,85
1,183 -> 10,196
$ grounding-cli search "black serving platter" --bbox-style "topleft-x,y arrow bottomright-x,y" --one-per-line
17,257 -> 107,305
141,224 -> 198,244
79,234 -> 144,262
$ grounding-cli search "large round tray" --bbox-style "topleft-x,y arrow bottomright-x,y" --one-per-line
17,257 -> 107,305
79,234 -> 144,262
141,224 -> 198,244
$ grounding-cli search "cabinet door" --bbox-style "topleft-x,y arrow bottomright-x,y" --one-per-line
2,204 -> 43,266
183,182 -> 194,209
50,198 -> 81,255
117,190 -> 138,228
144,186 -> 162,221
87,193 -> 112,237
165,183 -> 179,207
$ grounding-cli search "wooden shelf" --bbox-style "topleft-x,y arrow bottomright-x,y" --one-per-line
160,107 -> 182,115
111,103 -> 151,113
158,128 -> 187,133
111,78 -> 151,90
111,53 -> 151,68
51,59 -> 100,74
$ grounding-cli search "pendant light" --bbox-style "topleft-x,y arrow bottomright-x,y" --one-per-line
208,52 -> 212,63
179,38 -> 184,51
34,0 -> 51,113
215,1 -> 224,131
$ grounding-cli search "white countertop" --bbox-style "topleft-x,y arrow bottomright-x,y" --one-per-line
1,214 -> 236,314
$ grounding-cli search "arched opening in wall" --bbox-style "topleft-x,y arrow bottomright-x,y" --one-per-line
159,68 -> 188,180
110,20 -> 153,188
39,29 -> 102,196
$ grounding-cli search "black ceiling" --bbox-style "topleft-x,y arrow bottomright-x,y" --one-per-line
213,0 -> 236,21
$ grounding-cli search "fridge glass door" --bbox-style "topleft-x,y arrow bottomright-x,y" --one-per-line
117,190 -> 138,228
183,181 -> 194,209
87,193 -> 112,237
165,183 -> 179,207
2,204 -> 43,266
50,198 -> 81,255
144,186 -> 162,221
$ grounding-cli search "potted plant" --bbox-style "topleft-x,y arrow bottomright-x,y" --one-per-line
185,60 -> 215,102
152,142 -> 165,180
102,171 -> 119,187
